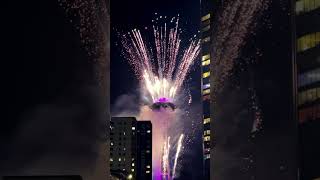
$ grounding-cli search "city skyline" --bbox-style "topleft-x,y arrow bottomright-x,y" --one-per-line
2,0 -> 320,180
111,0 -> 302,180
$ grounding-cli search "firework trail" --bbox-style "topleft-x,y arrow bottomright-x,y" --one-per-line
209,0 -> 270,179
162,137 -> 171,178
249,88 -> 263,133
211,0 -> 269,93
120,16 -> 200,103
172,134 -> 184,179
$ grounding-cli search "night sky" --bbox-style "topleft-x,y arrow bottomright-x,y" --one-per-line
110,0 -> 204,179
0,0 -> 300,179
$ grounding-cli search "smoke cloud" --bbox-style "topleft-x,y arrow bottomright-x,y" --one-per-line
1,0 -> 110,179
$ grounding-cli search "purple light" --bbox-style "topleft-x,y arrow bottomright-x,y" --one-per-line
156,97 -> 170,103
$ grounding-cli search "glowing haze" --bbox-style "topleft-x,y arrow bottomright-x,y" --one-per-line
120,15 -> 200,103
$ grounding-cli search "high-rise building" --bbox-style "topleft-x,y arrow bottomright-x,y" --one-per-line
110,117 -> 152,180
136,121 -> 152,180
110,117 -> 137,179
295,1 -> 320,180
200,0 -> 221,179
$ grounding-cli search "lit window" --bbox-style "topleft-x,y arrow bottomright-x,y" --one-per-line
204,136 -> 210,142
147,130 -> 151,133
297,32 -> 320,52
111,142 -> 113,146
296,0 -> 320,14
132,163 -> 135,167
146,150 -> 151,153
131,169 -> 135,172
146,165 -> 151,169
204,118 -> 211,124
123,132 -> 126,135
203,17 -> 210,25
203,71 -> 210,78
202,54 -> 210,61
202,36 -> 211,43
110,158 -> 113,162
296,0 -> 304,13
298,68 -> 320,87
146,170 -> 151,174
204,130 -> 211,136
202,59 -> 210,66
203,83 -> 210,89
203,89 -> 210,95
201,13 -> 211,21
202,25 -> 210,32
132,127 -> 136,130
119,158 -> 122,162
298,87 -> 320,106
204,154 -> 210,160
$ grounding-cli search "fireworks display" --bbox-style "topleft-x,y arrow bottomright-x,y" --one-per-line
120,16 -> 200,104
55,0 -> 276,179
58,0 -> 269,176
119,15 -> 199,179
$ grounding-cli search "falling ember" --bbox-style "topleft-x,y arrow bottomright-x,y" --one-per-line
211,0 -> 269,93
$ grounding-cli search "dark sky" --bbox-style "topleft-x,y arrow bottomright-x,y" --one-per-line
0,0 -> 300,179
110,0 -> 203,179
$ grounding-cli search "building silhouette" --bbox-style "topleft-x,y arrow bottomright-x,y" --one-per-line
200,0 -> 225,178
200,0 -> 222,179
137,121 -> 152,180
295,0 -> 320,179
110,117 -> 152,180
110,117 -> 138,179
